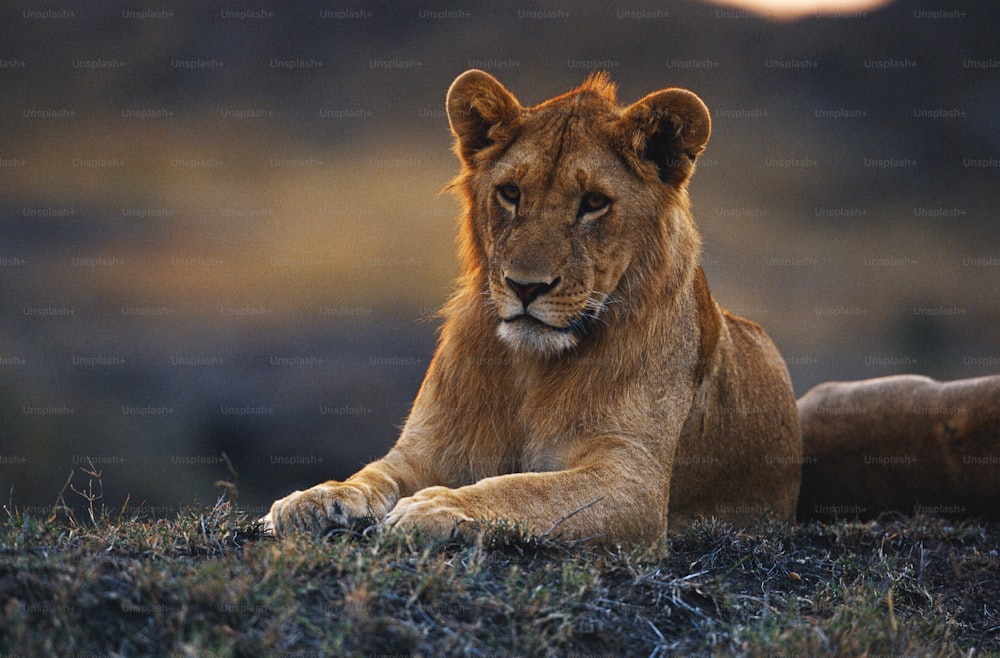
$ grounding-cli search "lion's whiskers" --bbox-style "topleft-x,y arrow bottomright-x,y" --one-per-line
579,290 -> 621,328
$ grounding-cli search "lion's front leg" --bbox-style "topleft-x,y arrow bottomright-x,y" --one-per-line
382,465 -> 667,546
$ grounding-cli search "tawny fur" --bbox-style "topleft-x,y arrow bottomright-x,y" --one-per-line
798,375 -> 1000,521
265,70 -> 802,546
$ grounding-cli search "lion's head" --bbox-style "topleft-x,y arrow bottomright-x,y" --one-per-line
446,70 -> 712,355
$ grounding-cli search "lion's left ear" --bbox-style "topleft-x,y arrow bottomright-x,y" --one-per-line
618,88 -> 711,187
446,69 -> 522,167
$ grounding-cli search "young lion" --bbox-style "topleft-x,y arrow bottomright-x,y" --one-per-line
264,70 -> 802,545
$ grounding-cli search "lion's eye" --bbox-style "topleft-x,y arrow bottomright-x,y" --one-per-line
497,183 -> 521,205
578,192 -> 610,218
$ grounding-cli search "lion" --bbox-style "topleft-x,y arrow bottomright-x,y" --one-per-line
797,374 -> 1000,521
264,69 -> 803,546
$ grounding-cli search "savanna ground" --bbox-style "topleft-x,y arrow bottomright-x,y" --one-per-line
2,469 -> 999,657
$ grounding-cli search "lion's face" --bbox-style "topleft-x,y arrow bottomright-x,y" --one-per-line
447,70 -> 711,355
483,117 -> 649,354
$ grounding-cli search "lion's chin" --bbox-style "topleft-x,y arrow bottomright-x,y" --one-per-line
497,316 -> 579,355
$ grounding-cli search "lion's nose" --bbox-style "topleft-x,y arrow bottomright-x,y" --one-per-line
505,276 -> 560,307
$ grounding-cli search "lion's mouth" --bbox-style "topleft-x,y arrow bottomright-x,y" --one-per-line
500,310 -> 598,342
496,308 -> 603,354
498,312 -> 595,354
501,313 -> 582,334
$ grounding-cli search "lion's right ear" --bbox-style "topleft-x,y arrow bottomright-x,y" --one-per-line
446,69 -> 522,167
618,88 -> 711,187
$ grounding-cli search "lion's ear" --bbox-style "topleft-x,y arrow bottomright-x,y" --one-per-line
618,88 -> 711,187
446,69 -> 522,166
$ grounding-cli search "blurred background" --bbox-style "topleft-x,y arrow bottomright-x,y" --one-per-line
1,0 -> 997,518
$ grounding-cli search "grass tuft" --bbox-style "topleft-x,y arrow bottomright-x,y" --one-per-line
2,488 -> 998,656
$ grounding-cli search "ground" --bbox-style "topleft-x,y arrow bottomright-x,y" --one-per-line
2,488 -> 999,657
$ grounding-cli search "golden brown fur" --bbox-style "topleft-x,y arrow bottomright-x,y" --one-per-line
798,375 -> 1000,521
264,70 -> 802,546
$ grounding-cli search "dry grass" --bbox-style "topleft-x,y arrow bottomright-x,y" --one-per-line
2,473 -> 999,656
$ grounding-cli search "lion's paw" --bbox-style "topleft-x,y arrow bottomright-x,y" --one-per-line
266,483 -> 373,537
382,486 -> 477,539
